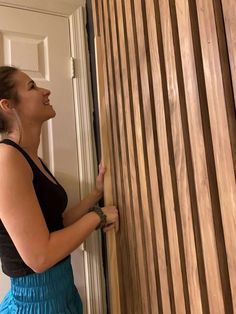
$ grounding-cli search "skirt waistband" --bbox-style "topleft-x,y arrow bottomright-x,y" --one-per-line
10,256 -> 74,303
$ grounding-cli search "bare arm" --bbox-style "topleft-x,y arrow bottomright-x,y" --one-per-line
63,189 -> 103,227
0,147 -> 116,273
63,163 -> 106,226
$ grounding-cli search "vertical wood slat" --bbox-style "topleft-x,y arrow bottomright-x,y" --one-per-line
214,0 -> 236,177
101,0 -> 136,312
195,0 -> 236,311
92,0 -> 236,313
145,0 -> 187,312
106,0 -> 142,312
123,0 -> 163,312
174,0 -> 225,313
93,33 -> 121,314
94,0 -> 126,311
115,1 -> 150,313
221,0 -> 236,111
132,0 -> 171,312
159,0 -> 203,312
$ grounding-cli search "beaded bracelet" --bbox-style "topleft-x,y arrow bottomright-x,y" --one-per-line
88,206 -> 107,230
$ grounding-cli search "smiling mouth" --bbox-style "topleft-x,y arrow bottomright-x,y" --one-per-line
43,100 -> 50,105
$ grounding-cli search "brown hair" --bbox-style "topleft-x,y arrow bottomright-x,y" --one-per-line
0,66 -> 19,133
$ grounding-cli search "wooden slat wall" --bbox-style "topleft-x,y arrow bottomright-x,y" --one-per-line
92,0 -> 236,313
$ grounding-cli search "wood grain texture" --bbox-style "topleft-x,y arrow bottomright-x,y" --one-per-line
195,0 -> 236,311
115,0 -> 150,312
174,0 -> 225,312
94,35 -> 121,314
106,0 -> 142,312
102,0 -> 135,311
123,0 -> 167,312
91,0 -> 236,312
213,0 -> 236,180
221,0 -> 236,111
131,0 -> 172,312
145,0 -> 188,312
96,0 -> 127,310
159,0 -> 203,312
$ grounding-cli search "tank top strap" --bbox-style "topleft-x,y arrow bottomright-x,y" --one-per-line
0,138 -> 36,171
39,158 -> 61,186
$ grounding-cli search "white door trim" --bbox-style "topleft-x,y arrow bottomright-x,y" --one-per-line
0,1 -> 106,313
69,7 -> 107,314
0,0 -> 85,16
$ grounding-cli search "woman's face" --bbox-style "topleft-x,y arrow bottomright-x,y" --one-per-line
13,70 -> 55,125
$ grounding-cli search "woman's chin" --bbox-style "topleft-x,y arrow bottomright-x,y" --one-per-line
48,107 -> 56,118
51,110 -> 56,118
44,110 -> 56,121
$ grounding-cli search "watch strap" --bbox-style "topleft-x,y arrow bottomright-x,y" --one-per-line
89,206 -> 107,229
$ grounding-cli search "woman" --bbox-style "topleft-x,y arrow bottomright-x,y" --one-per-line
0,66 -> 119,313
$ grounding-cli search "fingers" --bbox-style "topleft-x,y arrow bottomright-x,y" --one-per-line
99,161 -> 104,168
103,223 -> 115,232
103,223 -> 119,233
109,206 -> 119,224
101,205 -> 119,233
98,162 -> 106,174
103,221 -> 119,232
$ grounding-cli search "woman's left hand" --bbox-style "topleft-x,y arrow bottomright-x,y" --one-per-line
95,162 -> 106,195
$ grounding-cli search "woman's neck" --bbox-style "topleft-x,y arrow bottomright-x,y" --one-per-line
7,125 -> 42,157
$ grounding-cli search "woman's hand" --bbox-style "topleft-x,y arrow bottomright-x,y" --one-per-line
95,162 -> 106,195
101,206 -> 119,232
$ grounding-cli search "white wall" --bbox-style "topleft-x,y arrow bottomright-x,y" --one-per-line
0,273 -> 10,301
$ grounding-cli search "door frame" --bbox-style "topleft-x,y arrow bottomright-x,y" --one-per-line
0,1 -> 106,313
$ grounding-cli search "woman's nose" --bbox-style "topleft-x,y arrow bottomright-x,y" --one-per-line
43,88 -> 51,96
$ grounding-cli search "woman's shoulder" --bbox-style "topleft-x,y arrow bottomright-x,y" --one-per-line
0,141 -> 22,161
0,142 -> 32,178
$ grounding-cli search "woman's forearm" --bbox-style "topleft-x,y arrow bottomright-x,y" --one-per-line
35,212 -> 100,272
63,189 -> 103,227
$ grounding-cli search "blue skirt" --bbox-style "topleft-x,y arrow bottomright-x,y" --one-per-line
0,256 -> 83,313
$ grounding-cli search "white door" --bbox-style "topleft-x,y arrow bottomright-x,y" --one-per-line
0,5 -> 87,311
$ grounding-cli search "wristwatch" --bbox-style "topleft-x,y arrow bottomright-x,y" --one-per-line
89,206 -> 107,230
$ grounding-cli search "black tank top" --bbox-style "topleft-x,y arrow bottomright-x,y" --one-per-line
0,139 -> 68,277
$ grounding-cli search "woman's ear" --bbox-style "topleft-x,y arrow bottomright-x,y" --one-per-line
0,99 -> 14,113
